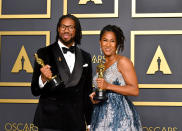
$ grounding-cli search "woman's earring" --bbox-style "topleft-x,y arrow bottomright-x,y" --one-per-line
100,47 -> 103,55
116,48 -> 118,54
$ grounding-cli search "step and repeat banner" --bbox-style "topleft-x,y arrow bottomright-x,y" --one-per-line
0,0 -> 182,130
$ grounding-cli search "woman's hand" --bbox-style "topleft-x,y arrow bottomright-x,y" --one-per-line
89,92 -> 100,104
96,78 -> 109,90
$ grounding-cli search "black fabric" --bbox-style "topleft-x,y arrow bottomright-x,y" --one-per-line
31,42 -> 93,131
39,128 -> 63,131
39,128 -> 84,131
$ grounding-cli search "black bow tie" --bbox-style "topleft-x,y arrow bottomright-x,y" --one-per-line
62,46 -> 75,54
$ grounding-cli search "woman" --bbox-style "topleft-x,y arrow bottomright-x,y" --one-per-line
90,25 -> 142,131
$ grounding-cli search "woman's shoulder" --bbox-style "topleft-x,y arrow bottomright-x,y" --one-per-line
117,55 -> 134,68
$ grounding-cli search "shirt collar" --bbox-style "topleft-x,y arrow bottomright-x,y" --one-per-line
58,40 -> 75,49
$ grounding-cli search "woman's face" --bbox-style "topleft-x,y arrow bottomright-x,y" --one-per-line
100,31 -> 117,57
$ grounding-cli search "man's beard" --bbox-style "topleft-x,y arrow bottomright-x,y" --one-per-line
59,36 -> 75,46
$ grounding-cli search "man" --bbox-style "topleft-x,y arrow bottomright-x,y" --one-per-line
31,14 -> 93,131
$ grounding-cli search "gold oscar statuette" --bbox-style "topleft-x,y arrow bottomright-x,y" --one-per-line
34,53 -> 62,87
93,61 -> 107,101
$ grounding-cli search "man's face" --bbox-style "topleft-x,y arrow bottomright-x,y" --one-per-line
58,17 -> 76,46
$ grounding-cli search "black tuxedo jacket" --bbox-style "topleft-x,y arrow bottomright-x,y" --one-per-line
31,43 -> 93,131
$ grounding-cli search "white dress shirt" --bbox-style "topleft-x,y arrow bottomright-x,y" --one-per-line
58,40 -> 75,73
39,40 -> 76,88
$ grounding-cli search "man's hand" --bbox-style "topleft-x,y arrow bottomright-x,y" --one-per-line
40,65 -> 52,83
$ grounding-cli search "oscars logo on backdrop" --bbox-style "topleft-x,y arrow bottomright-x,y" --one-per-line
4,122 -> 38,131
79,0 -> 102,4
92,55 -> 105,64
143,126 -> 178,131
11,45 -> 33,73
146,45 -> 172,75
64,0 -> 118,18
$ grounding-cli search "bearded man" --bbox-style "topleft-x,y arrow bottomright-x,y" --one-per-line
31,14 -> 93,131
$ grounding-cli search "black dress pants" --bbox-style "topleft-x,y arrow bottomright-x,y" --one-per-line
39,128 -> 83,131
39,128 -> 63,131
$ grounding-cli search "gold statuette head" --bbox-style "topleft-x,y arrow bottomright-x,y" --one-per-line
34,53 -> 45,67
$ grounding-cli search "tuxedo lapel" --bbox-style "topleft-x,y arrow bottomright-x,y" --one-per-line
51,43 -> 71,84
66,46 -> 83,88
